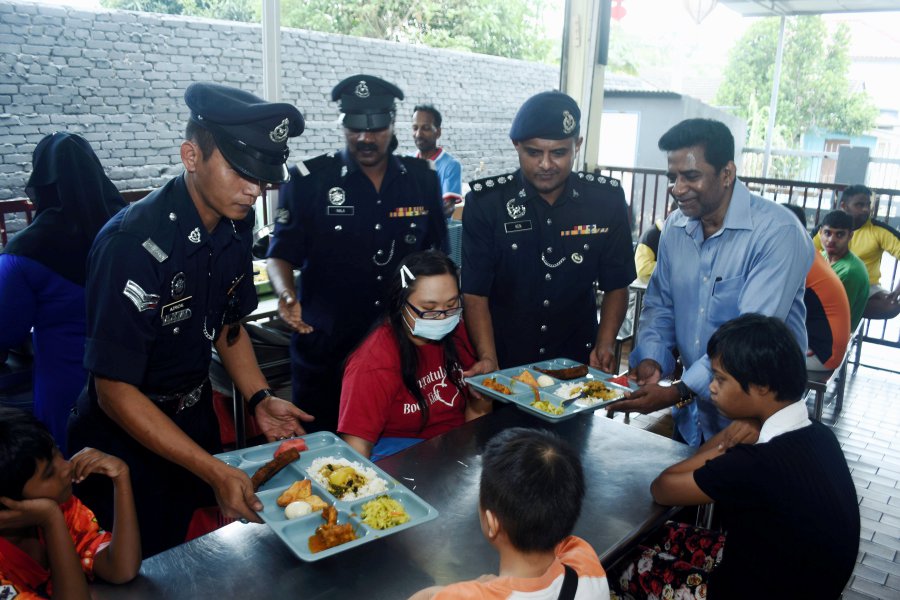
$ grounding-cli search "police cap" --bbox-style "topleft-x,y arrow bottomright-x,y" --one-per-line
509,91 -> 580,142
332,74 -> 404,131
184,82 -> 304,184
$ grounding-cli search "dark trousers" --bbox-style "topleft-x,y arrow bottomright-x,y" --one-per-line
67,382 -> 220,557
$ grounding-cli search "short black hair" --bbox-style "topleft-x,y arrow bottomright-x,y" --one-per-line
185,118 -> 217,160
658,118 -> 734,173
413,104 -> 442,128
840,185 -> 872,204
822,209 -> 853,231
479,428 -> 585,552
781,204 -> 809,232
707,314 -> 807,402
0,408 -> 56,500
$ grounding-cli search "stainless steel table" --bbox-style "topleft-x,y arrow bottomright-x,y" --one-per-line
91,407 -> 693,600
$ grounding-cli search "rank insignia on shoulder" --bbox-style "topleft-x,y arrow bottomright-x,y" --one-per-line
473,183 -> 483,192
123,280 -> 160,312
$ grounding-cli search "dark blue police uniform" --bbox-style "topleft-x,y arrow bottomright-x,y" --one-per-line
68,174 -> 257,554
462,170 -> 636,368
67,82 -> 304,557
268,149 -> 447,432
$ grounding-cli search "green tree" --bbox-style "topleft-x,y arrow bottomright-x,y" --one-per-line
100,0 -> 555,63
715,16 -> 877,146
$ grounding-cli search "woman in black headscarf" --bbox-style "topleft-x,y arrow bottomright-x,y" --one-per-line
0,132 -> 126,450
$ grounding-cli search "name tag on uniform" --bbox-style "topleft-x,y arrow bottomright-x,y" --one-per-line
161,297 -> 193,326
327,206 -> 355,216
504,220 -> 533,233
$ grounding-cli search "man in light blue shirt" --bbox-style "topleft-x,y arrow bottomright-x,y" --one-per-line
413,104 -> 462,219
608,119 -> 813,446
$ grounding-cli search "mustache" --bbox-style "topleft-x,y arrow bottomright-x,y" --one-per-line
356,142 -> 378,153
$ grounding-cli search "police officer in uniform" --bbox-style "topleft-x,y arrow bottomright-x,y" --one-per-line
462,91 -> 635,375
267,75 -> 447,433
68,83 -> 312,557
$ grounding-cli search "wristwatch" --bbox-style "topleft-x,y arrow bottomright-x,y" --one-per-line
673,380 -> 695,409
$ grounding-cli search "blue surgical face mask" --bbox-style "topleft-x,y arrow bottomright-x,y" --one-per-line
404,306 -> 461,341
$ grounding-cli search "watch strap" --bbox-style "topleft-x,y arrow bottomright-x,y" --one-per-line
247,388 -> 274,413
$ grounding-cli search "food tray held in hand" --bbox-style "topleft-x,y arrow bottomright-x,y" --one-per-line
214,431 -> 439,562
465,358 -> 636,423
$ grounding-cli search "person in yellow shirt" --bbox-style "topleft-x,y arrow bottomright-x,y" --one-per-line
813,185 -> 900,320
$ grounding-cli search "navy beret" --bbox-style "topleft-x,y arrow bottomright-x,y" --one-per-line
184,82 -> 304,184
331,74 -> 404,131
509,91 -> 581,142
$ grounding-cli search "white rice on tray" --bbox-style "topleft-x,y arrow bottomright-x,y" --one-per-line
307,456 -> 388,500
553,382 -> 583,400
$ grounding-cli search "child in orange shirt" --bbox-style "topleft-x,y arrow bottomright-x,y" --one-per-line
0,408 -> 140,598
409,428 -> 609,600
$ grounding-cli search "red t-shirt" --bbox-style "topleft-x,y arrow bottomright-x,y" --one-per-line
338,321 -> 476,442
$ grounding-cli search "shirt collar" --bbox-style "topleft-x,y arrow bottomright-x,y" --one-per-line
339,149 -> 405,179
757,400 -> 812,444
517,170 -> 575,207
174,174 -> 239,256
673,179 -> 755,234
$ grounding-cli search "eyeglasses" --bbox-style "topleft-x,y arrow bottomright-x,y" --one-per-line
405,299 -> 463,320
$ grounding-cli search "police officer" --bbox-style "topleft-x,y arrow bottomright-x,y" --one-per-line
462,91 -> 635,375
68,83 -> 312,557
267,75 -> 447,433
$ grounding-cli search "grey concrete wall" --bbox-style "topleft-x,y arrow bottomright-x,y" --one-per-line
0,1 -> 558,200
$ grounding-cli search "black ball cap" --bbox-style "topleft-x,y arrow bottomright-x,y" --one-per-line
331,74 -> 404,131
509,91 -> 581,142
184,82 -> 304,184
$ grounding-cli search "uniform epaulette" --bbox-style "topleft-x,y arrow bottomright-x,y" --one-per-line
575,171 -> 621,189
468,173 -> 517,194
294,153 -> 337,177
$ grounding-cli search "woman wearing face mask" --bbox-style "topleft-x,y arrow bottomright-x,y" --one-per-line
338,250 -> 492,460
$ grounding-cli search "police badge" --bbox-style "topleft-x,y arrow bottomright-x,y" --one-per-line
506,198 -> 526,220
269,117 -> 290,143
328,187 -> 346,206
562,110 -> 576,135
354,80 -> 370,98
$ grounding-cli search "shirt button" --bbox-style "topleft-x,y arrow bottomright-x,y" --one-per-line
376,200 -> 382,205
511,243 -> 518,250
540,325 -> 547,332
539,348 -> 546,355
377,250 -> 384,256
375,300 -> 381,307
546,247 -> 553,253
545,273 -> 552,281
334,225 -> 342,231
410,223 -> 417,229
169,212 -> 177,221
703,276 -> 709,282
376,275 -> 383,281
583,244 -> 590,251
585,342 -> 592,348
173,327 -> 180,335
546,218 -> 552,225
699,308 -> 704,313
375,224 -> 382,230
543,299 -> 550,307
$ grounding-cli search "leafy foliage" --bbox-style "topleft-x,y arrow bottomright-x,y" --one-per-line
100,0 -> 556,63
715,16 -> 877,145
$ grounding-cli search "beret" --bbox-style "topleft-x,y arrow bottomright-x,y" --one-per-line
185,82 -> 304,184
332,74 -> 404,131
509,91 -> 580,142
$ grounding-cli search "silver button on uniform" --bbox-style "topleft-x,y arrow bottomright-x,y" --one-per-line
545,273 -> 552,281
543,300 -> 550,307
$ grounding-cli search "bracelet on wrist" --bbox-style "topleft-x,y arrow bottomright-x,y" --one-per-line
674,380 -> 695,409
247,388 -> 274,413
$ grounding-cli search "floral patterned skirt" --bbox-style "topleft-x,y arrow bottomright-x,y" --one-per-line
609,521 -> 726,600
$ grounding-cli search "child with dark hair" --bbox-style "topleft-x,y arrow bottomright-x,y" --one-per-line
0,408 -> 140,598
339,249 -> 491,460
649,314 -> 859,599
410,428 -> 609,600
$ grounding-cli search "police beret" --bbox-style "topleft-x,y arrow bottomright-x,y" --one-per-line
184,82 -> 305,184
331,74 -> 404,131
509,91 -> 581,142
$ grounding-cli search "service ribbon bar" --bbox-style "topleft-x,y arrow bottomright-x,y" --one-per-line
561,224 -> 602,236
389,206 -> 429,218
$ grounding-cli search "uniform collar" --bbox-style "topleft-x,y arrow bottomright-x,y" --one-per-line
338,149 -> 406,181
516,170 -> 575,207
173,174 -> 240,256
757,400 -> 812,444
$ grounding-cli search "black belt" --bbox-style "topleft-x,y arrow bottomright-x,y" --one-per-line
145,379 -> 208,415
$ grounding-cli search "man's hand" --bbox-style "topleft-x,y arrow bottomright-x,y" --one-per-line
606,382 -> 679,416
206,463 -> 264,523
69,447 -> 130,484
254,396 -> 314,441
720,418 -> 761,447
589,343 -> 617,373
631,359 -> 662,385
0,496 -> 61,529
463,357 -> 498,378
278,292 -> 313,334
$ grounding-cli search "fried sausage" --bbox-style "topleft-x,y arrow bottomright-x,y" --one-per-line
250,447 -> 300,491
532,364 -> 589,380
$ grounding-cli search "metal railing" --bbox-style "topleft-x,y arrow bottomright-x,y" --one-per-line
741,147 -> 900,191
596,166 -> 900,355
